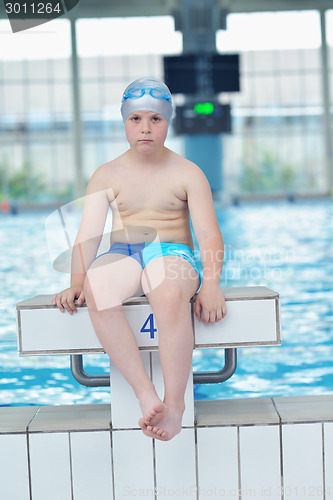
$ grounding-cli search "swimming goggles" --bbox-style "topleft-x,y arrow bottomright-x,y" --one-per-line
122,87 -> 172,103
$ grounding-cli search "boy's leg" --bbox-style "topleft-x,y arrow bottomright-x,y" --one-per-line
140,256 -> 200,440
84,253 -> 167,425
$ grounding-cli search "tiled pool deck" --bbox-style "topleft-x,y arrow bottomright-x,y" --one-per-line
1,395 -> 333,499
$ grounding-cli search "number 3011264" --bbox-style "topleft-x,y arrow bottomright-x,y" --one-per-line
5,2 -> 62,15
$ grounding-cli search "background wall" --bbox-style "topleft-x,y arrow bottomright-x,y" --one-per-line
0,9 -> 332,204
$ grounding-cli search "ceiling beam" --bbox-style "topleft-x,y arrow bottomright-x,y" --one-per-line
68,0 -> 333,19
218,0 -> 333,13
0,0 -> 332,21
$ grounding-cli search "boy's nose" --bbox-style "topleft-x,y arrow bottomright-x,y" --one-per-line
141,119 -> 151,133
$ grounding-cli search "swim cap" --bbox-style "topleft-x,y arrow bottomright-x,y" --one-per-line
120,77 -> 173,123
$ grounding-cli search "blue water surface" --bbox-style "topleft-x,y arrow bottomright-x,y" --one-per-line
0,199 -> 332,406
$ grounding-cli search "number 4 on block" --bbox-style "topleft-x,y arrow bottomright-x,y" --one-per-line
140,313 -> 157,339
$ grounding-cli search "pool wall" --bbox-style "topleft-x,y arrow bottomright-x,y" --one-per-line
0,396 -> 332,500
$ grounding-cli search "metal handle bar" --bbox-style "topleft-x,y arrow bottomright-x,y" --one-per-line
193,348 -> 237,384
70,348 -> 237,387
70,355 -> 110,387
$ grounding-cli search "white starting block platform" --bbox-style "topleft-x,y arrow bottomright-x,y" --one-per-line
17,286 -> 280,355
17,286 -> 281,430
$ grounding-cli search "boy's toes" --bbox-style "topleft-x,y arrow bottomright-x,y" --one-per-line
138,417 -> 147,430
146,425 -> 169,440
142,409 -> 155,426
151,426 -> 162,436
144,403 -> 168,427
156,428 -> 168,438
139,423 -> 169,441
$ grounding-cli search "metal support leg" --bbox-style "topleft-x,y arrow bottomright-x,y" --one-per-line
193,348 -> 237,384
70,354 -> 110,387
70,348 -> 237,387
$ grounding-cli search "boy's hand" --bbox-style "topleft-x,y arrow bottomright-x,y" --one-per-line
52,286 -> 85,314
194,285 -> 226,323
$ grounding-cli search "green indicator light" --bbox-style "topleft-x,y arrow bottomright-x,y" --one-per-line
194,103 -> 215,115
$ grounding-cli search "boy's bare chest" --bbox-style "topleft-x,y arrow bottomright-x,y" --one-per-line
113,173 -> 187,214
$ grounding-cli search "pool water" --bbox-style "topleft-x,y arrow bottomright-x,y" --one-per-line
0,199 -> 332,406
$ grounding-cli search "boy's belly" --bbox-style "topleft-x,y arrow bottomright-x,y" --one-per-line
110,215 -> 193,248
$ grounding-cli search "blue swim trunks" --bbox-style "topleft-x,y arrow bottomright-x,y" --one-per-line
97,242 -> 201,284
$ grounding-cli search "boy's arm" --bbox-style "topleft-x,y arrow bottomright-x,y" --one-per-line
53,168 -> 111,313
186,164 -> 226,323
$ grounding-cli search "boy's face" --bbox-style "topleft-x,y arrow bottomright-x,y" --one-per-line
125,111 -> 168,154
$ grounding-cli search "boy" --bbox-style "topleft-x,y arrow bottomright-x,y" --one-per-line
52,77 -> 226,441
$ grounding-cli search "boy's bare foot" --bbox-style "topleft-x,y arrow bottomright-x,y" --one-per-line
139,406 -> 184,441
138,393 -> 168,427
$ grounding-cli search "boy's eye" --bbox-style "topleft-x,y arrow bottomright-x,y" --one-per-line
152,116 -> 160,122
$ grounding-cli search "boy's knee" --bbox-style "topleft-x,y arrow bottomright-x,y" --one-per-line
150,283 -> 185,314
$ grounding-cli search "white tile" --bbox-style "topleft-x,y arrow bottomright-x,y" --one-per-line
0,406 -> 38,433
29,432 -> 72,500
110,351 -> 151,429
197,427 -> 238,499
282,423 -> 324,499
0,434 -> 30,500
155,428 -> 196,499
194,298 -> 279,347
196,398 -> 279,426
28,404 -> 111,432
239,425 -> 281,499
324,423 -> 333,496
70,431 -> 113,500
112,429 -> 154,498
273,396 -> 333,423
151,351 -> 195,427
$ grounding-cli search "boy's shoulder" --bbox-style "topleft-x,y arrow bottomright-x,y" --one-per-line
97,154 -> 125,173
169,151 -> 209,186
168,149 -> 205,175
167,151 -> 211,198
85,156 -> 126,200
89,154 -> 126,185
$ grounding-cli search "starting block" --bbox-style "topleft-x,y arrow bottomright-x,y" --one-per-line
17,286 -> 281,429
